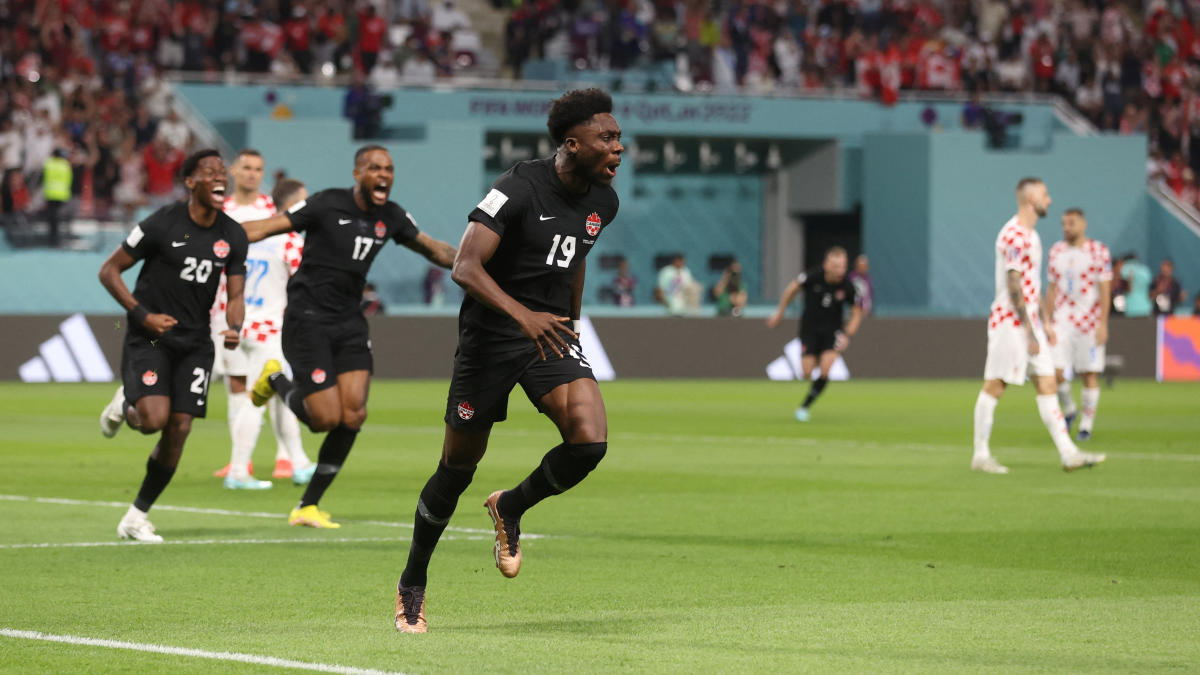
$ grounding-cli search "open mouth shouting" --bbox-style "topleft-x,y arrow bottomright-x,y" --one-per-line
370,181 -> 390,204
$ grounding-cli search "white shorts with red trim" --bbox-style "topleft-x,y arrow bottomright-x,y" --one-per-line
1051,324 -> 1106,374
984,322 -> 1054,385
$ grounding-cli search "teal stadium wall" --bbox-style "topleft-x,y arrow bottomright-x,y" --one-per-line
1147,198 -> 1200,297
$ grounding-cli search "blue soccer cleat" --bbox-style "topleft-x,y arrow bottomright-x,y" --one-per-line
223,475 -> 273,490
291,463 -> 317,486
1076,429 -> 1091,442
794,407 -> 810,422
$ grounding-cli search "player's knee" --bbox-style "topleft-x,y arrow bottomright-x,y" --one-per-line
307,410 -> 341,432
342,406 -> 367,431
137,410 -> 169,434
545,441 -> 607,492
569,441 -> 607,468
167,416 -> 192,437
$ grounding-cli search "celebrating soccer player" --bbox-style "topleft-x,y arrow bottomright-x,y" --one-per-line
971,178 -> 1105,474
1045,208 -> 1112,441
98,149 -> 249,542
241,146 -> 457,529
394,88 -> 622,634
766,246 -> 863,422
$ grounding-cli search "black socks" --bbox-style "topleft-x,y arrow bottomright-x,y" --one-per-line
298,424 -> 358,508
133,457 -> 176,512
498,442 -> 608,520
269,372 -> 311,426
400,461 -> 476,588
802,377 -> 829,409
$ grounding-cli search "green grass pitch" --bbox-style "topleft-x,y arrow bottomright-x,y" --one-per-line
0,378 -> 1197,673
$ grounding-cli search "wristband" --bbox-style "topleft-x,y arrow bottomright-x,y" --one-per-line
571,319 -> 581,333
129,305 -> 149,326
229,323 -> 242,334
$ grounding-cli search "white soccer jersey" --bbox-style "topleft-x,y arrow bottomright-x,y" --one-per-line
988,216 -> 1043,330
242,231 -> 304,343
1048,238 -> 1112,334
211,194 -> 276,332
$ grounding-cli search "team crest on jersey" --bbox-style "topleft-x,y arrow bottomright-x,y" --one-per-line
457,401 -> 474,420
311,368 -> 327,384
375,221 -> 386,239
142,370 -> 158,386
585,212 -> 602,236
213,239 -> 230,259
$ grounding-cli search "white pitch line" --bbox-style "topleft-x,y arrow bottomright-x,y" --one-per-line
0,534 -> 489,550
0,628 -> 406,675
0,495 -> 540,537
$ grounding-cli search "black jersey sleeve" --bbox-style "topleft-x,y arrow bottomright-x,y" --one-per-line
122,205 -> 169,260
467,173 -> 529,237
388,203 -> 420,245
284,189 -> 328,234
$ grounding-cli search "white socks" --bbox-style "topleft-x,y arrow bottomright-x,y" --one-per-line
1080,387 -> 1100,433
269,397 -> 312,470
226,390 -> 249,438
1036,394 -> 1078,459
1056,381 -> 1077,417
229,401 -> 265,480
973,391 -> 999,460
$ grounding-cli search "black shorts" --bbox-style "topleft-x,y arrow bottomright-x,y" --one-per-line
800,326 -> 839,356
444,337 -> 596,431
121,328 -> 215,418
282,312 -> 373,396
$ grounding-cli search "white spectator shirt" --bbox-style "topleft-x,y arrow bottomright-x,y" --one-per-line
989,216 -> 1042,330
211,194 -> 277,334
1047,238 -> 1112,334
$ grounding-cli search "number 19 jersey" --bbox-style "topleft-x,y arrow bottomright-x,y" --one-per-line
461,157 -> 619,350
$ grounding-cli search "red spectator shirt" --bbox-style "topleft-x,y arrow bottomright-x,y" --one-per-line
99,13 -> 131,52
359,12 -> 386,54
284,17 -> 311,51
143,146 -> 184,197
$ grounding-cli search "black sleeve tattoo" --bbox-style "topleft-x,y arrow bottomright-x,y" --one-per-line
1007,270 -> 1033,331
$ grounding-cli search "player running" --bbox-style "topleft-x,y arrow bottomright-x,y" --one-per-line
393,88 -> 622,634
242,145 -> 457,528
218,176 -> 316,489
971,178 -> 1105,474
766,246 -> 863,422
1045,208 -> 1112,441
98,149 -> 249,542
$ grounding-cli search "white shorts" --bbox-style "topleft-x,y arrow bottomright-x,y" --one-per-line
1052,325 -> 1106,374
212,331 -> 249,378
984,322 -> 1055,385
238,333 -> 291,383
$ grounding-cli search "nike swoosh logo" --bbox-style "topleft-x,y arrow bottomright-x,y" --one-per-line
338,218 -> 352,225
171,241 -> 186,247
538,215 -> 556,221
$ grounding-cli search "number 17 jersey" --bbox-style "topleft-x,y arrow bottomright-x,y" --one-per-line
462,157 -> 619,350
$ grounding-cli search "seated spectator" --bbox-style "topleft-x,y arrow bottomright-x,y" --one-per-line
849,254 -> 874,316
1151,258 -> 1186,315
401,50 -> 438,86
712,259 -> 747,317
1119,253 -> 1153,318
655,254 -> 702,315
600,259 -> 637,307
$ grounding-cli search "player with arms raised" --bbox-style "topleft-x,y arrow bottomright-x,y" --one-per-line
766,246 -> 863,421
394,88 -> 622,634
97,149 -> 249,542
971,178 -> 1105,474
243,146 -> 457,528
1045,208 -> 1112,441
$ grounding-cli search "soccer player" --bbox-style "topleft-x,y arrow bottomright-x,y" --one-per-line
218,177 -> 316,489
209,150 -> 271,481
1045,208 -> 1112,441
971,178 -> 1105,474
766,246 -> 863,422
97,149 -> 248,542
394,88 -> 622,634
242,145 -> 457,528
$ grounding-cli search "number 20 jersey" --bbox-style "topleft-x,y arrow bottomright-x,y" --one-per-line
123,201 -> 248,334
462,157 -> 619,349
284,187 -> 420,320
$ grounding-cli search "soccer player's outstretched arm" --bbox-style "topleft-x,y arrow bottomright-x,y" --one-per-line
766,278 -> 802,328
98,246 -> 177,337
242,213 -> 294,243
402,231 -> 457,269
452,221 -> 576,360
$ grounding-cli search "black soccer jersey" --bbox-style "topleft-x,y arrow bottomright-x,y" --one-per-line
798,266 -> 856,333
284,187 -> 420,319
122,201 -> 248,333
461,157 -> 619,347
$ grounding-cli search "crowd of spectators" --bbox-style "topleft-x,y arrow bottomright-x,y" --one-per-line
0,0 -> 483,241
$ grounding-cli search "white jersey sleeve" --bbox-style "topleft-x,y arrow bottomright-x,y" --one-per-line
988,216 -> 1042,330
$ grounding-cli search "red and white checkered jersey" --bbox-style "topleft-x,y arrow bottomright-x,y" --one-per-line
241,231 -> 303,343
1048,238 -> 1112,334
211,194 -> 276,334
989,216 -> 1042,330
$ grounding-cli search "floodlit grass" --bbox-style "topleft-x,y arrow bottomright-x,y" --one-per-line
1,379 -> 1197,673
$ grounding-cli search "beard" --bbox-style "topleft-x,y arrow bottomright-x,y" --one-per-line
1034,204 -> 1047,218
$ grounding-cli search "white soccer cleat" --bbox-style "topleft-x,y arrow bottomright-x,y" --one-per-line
117,510 -> 164,543
1062,451 -> 1106,473
971,456 -> 1010,474
100,386 -> 126,438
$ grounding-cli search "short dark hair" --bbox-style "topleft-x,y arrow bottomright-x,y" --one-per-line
1063,207 -> 1085,217
1016,177 -> 1043,193
825,246 -> 848,260
180,149 -> 221,180
547,88 -> 613,146
272,178 -> 306,208
234,148 -> 262,161
354,144 -> 389,166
